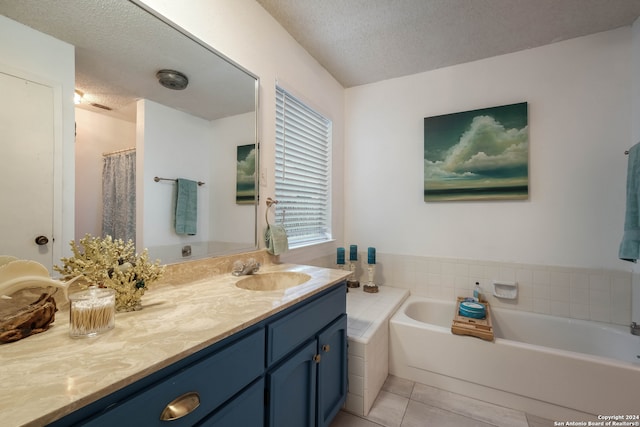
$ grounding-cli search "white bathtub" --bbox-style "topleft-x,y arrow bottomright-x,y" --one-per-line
389,296 -> 640,419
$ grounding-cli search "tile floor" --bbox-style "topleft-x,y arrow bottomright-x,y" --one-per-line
330,375 -> 554,427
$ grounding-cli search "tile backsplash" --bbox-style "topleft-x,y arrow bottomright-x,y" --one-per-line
304,252 -> 633,326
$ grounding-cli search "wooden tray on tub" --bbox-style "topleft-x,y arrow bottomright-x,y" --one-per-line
451,297 -> 494,341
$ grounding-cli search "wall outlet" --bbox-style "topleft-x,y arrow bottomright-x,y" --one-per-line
182,245 -> 192,257
260,167 -> 267,187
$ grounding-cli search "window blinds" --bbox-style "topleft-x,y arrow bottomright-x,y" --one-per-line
275,86 -> 331,247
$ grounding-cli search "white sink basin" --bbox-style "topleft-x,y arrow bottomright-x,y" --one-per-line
235,272 -> 312,291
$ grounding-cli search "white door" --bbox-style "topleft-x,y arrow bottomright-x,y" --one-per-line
0,71 -> 55,269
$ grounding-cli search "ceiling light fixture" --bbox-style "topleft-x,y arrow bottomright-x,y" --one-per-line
74,89 -> 84,104
156,69 -> 189,90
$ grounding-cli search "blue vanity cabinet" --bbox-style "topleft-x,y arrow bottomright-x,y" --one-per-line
266,284 -> 348,427
60,328 -> 266,427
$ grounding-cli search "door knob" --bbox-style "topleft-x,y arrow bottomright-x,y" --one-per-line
35,235 -> 49,245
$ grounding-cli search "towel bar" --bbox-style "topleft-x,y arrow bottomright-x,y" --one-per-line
154,177 -> 205,186
266,197 -> 278,208
265,197 -> 285,226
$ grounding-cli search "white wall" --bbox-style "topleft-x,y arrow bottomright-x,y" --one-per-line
210,112 -> 256,245
75,108 -> 136,239
631,17 -> 640,323
138,99 -> 212,250
345,28 -> 632,271
138,0 -> 346,262
136,1 -> 633,273
633,18 -> 640,144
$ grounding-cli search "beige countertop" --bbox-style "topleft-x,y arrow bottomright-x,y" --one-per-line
0,257 -> 350,427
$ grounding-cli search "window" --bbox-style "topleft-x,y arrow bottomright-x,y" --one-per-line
275,85 -> 331,248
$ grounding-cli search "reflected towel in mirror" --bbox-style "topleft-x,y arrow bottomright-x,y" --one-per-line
175,178 -> 197,235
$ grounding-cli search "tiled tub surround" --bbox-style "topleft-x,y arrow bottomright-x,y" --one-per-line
344,286 -> 409,417
0,251 -> 351,427
306,252 -> 633,326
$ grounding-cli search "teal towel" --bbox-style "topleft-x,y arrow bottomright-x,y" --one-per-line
620,143 -> 640,262
265,224 -> 289,255
175,178 -> 198,235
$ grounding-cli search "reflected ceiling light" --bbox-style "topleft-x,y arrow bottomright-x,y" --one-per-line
156,69 -> 189,90
74,89 -> 84,104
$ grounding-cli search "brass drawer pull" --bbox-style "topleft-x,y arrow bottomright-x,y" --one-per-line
160,391 -> 201,421
313,354 -> 322,363
322,344 -> 330,353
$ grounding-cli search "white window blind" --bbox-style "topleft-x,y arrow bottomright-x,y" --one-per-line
275,85 -> 331,247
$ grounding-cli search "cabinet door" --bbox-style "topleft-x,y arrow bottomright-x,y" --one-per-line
267,340 -> 317,427
199,378 -> 264,427
317,314 -> 348,427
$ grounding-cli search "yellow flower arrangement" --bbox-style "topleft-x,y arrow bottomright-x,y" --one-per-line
55,234 -> 164,312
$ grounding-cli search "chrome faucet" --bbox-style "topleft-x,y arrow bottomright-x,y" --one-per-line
232,258 -> 261,276
631,322 -> 640,336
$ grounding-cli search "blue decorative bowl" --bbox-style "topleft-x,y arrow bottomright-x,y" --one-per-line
459,301 -> 486,319
460,301 -> 485,312
459,309 -> 485,319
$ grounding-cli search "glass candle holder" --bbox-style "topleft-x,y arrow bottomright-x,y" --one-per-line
363,264 -> 379,293
347,260 -> 360,288
69,287 -> 116,338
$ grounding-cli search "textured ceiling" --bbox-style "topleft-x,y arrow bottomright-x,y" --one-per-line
3,0 -> 640,117
256,0 -> 640,88
0,0 -> 257,122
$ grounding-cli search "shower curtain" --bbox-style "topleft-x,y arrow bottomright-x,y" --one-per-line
102,150 -> 136,242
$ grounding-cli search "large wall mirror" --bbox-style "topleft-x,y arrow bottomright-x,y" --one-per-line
0,0 -> 259,266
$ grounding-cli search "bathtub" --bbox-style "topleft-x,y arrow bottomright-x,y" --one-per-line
389,296 -> 640,420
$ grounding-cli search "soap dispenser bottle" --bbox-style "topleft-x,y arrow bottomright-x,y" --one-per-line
473,282 -> 482,302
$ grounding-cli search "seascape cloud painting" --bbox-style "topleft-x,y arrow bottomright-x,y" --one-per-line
236,144 -> 256,204
424,102 -> 529,202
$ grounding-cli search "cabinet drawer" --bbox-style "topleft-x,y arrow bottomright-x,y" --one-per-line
199,378 -> 265,427
83,328 -> 265,427
266,284 -> 345,366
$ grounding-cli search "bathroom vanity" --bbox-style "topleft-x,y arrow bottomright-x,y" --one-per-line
0,259 -> 349,427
